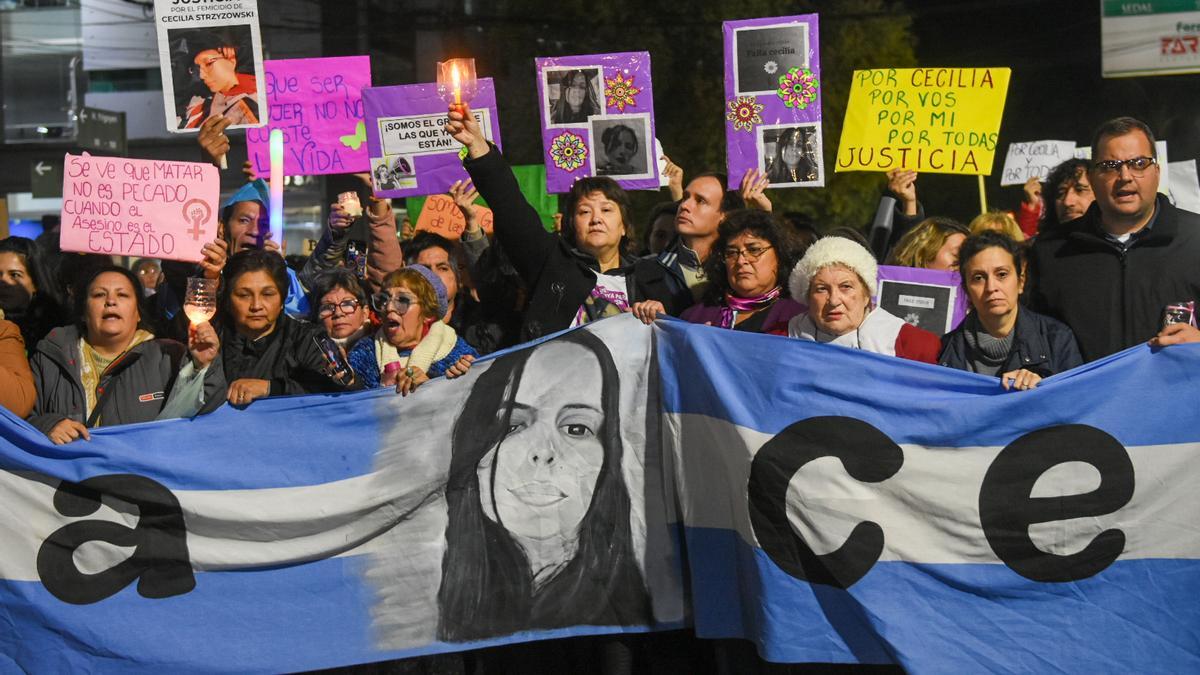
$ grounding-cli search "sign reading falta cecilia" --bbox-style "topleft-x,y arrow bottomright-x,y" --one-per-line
837,67 -> 1011,175
58,153 -> 219,262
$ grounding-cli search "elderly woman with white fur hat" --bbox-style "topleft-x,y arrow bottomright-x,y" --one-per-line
787,236 -> 940,363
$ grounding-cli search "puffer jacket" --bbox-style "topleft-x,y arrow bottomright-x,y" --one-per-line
939,306 -> 1083,377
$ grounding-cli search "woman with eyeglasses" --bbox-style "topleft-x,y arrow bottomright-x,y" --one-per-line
309,268 -> 379,389
663,209 -> 805,334
366,265 -> 478,396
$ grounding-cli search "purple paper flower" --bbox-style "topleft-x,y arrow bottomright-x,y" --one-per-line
778,67 -> 819,110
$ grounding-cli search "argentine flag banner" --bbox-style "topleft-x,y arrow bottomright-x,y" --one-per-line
0,313 -> 1197,671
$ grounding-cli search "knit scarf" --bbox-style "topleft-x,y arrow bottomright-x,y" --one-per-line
719,286 -> 781,329
374,320 -> 459,380
962,313 -> 1014,376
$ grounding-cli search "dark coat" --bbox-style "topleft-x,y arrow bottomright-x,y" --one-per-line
939,306 -> 1083,377
1027,195 -> 1200,362
635,238 -> 703,318
27,325 -> 213,433
463,145 -> 677,341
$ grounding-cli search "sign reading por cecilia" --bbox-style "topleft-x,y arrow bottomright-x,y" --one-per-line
836,67 -> 1011,176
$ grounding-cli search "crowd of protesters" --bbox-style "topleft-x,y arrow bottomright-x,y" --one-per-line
0,100 -> 1194,671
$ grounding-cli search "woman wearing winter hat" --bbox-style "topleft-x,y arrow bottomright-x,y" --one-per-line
787,237 -> 940,363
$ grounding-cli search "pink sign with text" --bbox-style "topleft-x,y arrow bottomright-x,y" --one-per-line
60,153 -> 219,263
247,55 -> 372,177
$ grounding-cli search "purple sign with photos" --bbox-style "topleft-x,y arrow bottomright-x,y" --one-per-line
723,14 -> 824,190
535,52 -> 659,193
875,265 -> 968,337
362,78 -> 502,199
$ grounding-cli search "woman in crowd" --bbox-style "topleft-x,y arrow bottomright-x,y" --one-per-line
764,127 -> 818,184
549,69 -> 601,125
309,269 -> 377,387
366,265 -> 477,395
886,216 -> 970,271
968,210 -> 1026,243
635,209 -> 804,333
212,249 -> 358,408
27,266 -> 221,443
788,237 -> 941,363
0,318 -> 35,417
0,236 -> 65,349
447,103 -> 678,343
940,231 -> 1081,389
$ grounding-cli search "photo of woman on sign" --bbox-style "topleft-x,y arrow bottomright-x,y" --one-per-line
547,68 -> 602,126
169,26 -> 260,130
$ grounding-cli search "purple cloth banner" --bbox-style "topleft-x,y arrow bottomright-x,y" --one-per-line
723,15 -> 825,190
875,265 -> 968,336
247,56 -> 372,177
535,52 -> 659,193
363,79 -> 502,199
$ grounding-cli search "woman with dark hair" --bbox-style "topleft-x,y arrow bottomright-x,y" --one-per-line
636,210 -> 804,334
550,69 -> 601,125
940,231 -> 1082,389
309,268 -> 376,385
446,103 -> 678,343
27,266 -> 221,443
764,127 -> 818,184
597,124 -> 639,176
0,236 -> 66,348
210,249 -> 358,408
438,328 -> 650,641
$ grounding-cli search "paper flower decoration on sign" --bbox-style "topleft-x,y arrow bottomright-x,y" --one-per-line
603,72 -> 642,112
549,132 -> 588,172
777,67 -> 819,110
725,96 -> 764,132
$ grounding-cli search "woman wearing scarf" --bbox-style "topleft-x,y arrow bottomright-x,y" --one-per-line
787,236 -> 941,363
676,209 -> 805,333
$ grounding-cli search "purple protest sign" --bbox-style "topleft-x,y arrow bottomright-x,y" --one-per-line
535,52 -> 659,194
362,78 -> 502,199
875,265 -> 968,336
723,15 -> 824,190
246,56 -> 371,178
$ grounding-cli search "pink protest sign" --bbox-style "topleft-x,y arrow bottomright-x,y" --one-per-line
247,56 -> 372,177
59,153 -> 219,263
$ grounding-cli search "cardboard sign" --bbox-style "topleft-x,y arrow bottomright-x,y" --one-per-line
413,193 -> 494,241
246,56 -> 371,177
1000,140 -> 1076,186
154,0 -> 266,134
363,79 -> 502,198
59,153 -> 219,262
723,15 -> 825,189
875,265 -> 968,336
837,68 -> 1011,175
535,52 -> 659,193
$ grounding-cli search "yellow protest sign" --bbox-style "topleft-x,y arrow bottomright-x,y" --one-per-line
836,67 -> 1011,175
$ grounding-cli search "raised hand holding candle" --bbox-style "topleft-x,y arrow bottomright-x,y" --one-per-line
437,58 -> 477,112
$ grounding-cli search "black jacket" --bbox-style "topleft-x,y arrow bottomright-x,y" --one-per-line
1027,195 -> 1200,362
28,325 -> 215,433
463,145 -> 676,341
939,306 -> 1083,377
634,238 -> 703,318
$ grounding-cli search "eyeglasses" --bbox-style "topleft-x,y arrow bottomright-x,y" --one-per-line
316,299 -> 362,319
1093,156 -> 1156,176
722,244 -> 773,263
188,55 -> 226,77
371,292 -> 414,315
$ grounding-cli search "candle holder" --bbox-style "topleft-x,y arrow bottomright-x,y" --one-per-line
437,58 -> 478,106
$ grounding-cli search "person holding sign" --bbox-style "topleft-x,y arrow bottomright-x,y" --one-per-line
939,232 -> 1081,388
27,266 -> 223,444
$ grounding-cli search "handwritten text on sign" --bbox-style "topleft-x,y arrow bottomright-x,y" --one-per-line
836,68 -> 1011,175
1000,140 -> 1076,186
415,194 -> 494,241
59,153 -> 218,262
247,56 -> 371,177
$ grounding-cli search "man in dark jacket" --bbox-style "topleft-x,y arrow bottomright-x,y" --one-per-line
1027,117 -> 1200,362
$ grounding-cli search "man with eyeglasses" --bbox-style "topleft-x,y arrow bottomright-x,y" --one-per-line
1027,116 -> 1200,361
177,32 -> 259,130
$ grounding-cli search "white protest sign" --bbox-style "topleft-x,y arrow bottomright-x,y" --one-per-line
1000,140 -> 1075,186
1168,159 -> 1200,214
378,109 -> 490,158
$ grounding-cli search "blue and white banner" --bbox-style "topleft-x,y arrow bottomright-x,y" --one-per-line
1,314 -> 1198,672
657,318 -> 1200,673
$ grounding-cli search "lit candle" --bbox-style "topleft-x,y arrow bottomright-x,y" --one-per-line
269,128 -> 284,246
451,64 -> 462,105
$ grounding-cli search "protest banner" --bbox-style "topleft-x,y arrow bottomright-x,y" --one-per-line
999,140 -> 1076,186
59,153 -> 219,262
363,79 -> 502,199
153,0 -> 266,134
874,265 -> 967,336
0,314 -> 1198,672
413,193 -> 493,240
837,67 -> 1011,175
1102,1 -> 1200,78
246,56 -> 372,177
723,14 -> 824,189
535,52 -> 659,193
